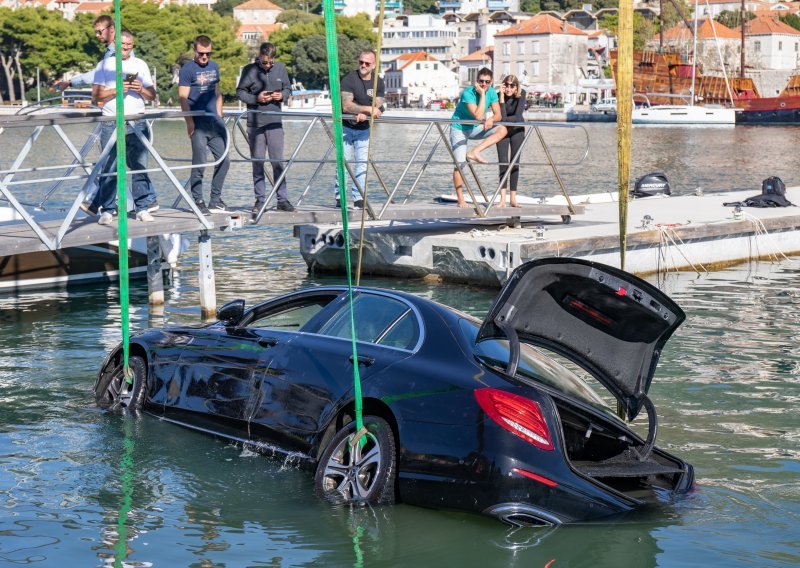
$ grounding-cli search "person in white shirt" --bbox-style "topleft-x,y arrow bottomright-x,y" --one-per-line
91,29 -> 158,224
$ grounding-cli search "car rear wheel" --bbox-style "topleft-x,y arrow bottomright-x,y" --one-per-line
315,416 -> 396,505
94,355 -> 147,412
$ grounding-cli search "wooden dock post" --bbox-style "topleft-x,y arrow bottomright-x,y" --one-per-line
197,230 -> 216,319
146,236 -> 164,307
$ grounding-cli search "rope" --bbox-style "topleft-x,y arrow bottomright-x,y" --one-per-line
111,2 -> 131,380
322,0 -> 363,438
355,0 -> 387,285
743,213 -> 795,263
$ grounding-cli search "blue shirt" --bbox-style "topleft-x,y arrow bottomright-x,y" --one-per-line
70,44 -> 116,87
451,85 -> 499,131
178,59 -> 221,117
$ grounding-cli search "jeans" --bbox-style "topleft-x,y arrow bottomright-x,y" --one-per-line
334,126 -> 370,202
449,123 -> 498,164
248,124 -> 288,203
95,121 -> 156,213
190,117 -> 230,204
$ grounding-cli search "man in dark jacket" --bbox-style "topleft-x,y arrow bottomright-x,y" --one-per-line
236,42 -> 294,214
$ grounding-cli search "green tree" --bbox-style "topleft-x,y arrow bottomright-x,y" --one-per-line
276,9 -> 319,26
0,7 -> 96,102
779,13 -> 800,31
292,34 -> 372,88
600,13 -> 654,52
402,0 -> 437,14
134,31 -> 172,105
715,10 -> 755,30
270,13 -> 375,77
212,0 -> 245,18
520,0 -> 542,13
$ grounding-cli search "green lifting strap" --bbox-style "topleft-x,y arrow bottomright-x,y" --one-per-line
322,0 -> 364,437
111,1 -> 132,383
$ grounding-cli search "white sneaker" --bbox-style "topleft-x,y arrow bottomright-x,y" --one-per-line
98,211 -> 116,225
135,210 -> 154,222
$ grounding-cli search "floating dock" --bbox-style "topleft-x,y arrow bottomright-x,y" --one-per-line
296,188 -> 800,286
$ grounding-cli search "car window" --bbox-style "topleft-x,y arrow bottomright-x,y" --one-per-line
459,318 -> 612,415
376,310 -> 419,350
246,295 -> 338,331
318,293 -> 417,347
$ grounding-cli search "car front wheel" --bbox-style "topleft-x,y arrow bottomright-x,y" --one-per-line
94,355 -> 147,412
315,416 -> 396,505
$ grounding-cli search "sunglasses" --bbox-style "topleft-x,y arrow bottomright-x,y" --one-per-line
94,25 -> 110,36
358,60 -> 373,66
503,83 -> 517,87
196,51 -> 213,57
477,79 -> 492,85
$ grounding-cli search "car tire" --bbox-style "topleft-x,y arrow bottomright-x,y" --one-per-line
94,355 -> 147,412
314,415 -> 396,505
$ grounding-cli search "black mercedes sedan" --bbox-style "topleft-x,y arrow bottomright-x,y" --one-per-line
95,258 -> 694,525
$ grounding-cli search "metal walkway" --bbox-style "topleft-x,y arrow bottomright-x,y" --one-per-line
0,104 -> 589,312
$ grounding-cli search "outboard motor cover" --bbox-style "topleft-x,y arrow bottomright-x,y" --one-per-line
633,172 -> 671,198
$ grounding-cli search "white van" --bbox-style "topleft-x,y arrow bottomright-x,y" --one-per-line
591,97 -> 617,112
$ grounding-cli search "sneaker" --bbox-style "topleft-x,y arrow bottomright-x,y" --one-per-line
334,197 -> 342,208
277,200 -> 295,212
135,210 -> 154,222
194,200 -> 211,216
209,200 -> 228,212
146,201 -> 159,213
354,199 -> 365,209
80,201 -> 98,215
251,200 -> 266,216
98,210 -> 117,225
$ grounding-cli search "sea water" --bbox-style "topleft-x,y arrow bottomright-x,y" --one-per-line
0,120 -> 798,567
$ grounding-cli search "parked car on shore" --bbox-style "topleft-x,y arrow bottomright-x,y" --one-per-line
591,97 -> 617,112
95,258 -> 694,526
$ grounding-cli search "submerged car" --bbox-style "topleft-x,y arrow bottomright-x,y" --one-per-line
95,258 -> 694,525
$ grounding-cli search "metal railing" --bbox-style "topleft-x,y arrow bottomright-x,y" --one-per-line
0,109 -> 223,251
0,108 -> 590,253
224,110 -> 590,224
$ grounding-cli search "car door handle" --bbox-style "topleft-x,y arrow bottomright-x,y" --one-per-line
258,337 -> 278,347
349,355 -> 375,367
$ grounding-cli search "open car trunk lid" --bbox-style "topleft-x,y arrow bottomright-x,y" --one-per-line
477,258 -> 685,421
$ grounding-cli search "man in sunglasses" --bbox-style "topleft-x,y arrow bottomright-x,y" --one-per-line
179,35 -> 230,216
55,15 -> 118,91
334,49 -> 385,209
449,67 -> 507,208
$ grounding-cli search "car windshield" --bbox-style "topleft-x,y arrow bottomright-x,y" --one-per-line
460,318 -> 613,415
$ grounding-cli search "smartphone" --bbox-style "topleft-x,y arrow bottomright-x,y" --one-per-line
124,72 -> 138,82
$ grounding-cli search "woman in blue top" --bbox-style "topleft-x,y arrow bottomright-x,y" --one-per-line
449,67 -> 507,208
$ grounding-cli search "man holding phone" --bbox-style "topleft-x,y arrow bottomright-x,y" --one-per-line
91,29 -> 158,225
236,42 -> 294,215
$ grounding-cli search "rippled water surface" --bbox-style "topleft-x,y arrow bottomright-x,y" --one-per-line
1,122 -> 799,566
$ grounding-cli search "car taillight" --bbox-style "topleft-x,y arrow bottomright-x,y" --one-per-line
474,388 -> 554,451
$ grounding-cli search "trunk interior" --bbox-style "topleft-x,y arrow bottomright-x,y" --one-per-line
554,400 -> 687,501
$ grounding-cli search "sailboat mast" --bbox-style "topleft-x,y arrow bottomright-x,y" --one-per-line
690,0 -> 699,104
740,0 -> 746,78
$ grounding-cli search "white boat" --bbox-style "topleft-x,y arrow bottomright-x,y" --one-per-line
632,104 -> 736,125
285,89 -> 332,113
631,0 -> 735,126
0,205 -> 183,293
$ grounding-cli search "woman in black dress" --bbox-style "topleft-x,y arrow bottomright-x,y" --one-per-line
496,75 -> 526,207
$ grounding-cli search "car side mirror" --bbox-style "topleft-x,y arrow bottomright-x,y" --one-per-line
217,299 -> 245,326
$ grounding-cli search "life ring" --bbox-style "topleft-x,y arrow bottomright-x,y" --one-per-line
780,102 -> 786,108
